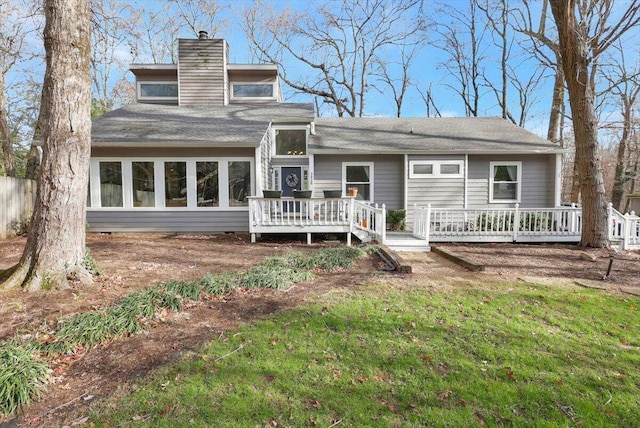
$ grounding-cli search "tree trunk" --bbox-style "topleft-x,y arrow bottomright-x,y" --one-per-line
547,65 -> 564,144
610,100 -> 631,211
1,0 -> 92,291
550,0 -> 609,247
0,72 -> 16,177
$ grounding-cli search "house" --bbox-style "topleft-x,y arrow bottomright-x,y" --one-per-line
89,35 -> 570,246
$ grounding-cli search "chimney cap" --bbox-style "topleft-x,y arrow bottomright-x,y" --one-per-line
198,30 -> 209,40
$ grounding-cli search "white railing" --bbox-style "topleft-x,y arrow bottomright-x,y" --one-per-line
352,200 -> 386,243
608,203 -> 640,250
248,197 -> 387,245
413,204 -> 583,244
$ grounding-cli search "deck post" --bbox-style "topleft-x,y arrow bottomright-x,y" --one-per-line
381,203 -> 386,244
251,233 -> 256,243
307,232 -> 312,245
425,204 -> 431,246
607,202 -> 613,240
513,203 -> 520,242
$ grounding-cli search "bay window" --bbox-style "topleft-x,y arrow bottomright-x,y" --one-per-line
99,161 -> 123,207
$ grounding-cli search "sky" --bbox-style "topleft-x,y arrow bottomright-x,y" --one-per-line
5,0 -> 640,143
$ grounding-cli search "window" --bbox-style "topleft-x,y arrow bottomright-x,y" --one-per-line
343,163 -> 373,201
231,83 -> 274,99
440,164 -> 461,175
409,160 -> 464,178
197,162 -> 219,207
164,162 -> 187,207
132,162 -> 155,207
89,158 -> 252,210
228,161 -> 251,206
99,161 -> 123,207
490,162 -> 521,203
275,129 -> 306,156
138,82 -> 178,100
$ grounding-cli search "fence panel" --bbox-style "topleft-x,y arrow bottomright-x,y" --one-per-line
0,177 -> 36,239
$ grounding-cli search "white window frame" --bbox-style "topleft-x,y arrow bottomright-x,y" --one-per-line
230,82 -> 277,101
409,160 -> 464,178
272,125 -> 309,158
489,161 -> 522,203
342,162 -> 374,202
89,157 -> 253,211
136,81 -> 179,102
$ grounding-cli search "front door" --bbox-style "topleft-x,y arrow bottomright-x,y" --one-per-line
281,167 -> 302,197
281,167 -> 302,213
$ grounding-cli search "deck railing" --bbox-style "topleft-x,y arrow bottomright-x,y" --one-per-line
248,197 -> 388,245
249,196 -> 355,244
608,203 -> 640,250
352,200 -> 386,243
413,204 -> 583,244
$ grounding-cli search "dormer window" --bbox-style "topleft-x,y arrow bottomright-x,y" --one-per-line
231,83 -> 276,100
137,82 -> 178,101
274,128 -> 307,156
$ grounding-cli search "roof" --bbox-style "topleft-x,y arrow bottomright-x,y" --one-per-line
309,117 -> 564,154
91,102 -> 315,147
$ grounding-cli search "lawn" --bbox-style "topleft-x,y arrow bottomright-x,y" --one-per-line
90,280 -> 640,427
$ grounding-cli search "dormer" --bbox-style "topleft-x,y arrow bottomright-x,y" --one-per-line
129,36 -> 281,106
227,64 -> 282,103
130,64 -> 178,105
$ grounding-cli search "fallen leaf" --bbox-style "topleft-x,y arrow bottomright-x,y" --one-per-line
438,390 -> 452,401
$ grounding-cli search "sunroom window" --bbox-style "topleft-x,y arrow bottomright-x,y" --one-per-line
197,161 -> 219,207
228,161 -> 251,206
275,129 -> 306,156
132,162 -> 155,207
490,162 -> 521,202
164,162 -> 187,207
99,161 -> 123,207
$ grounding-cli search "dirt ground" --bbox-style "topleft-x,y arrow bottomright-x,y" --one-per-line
0,233 -> 638,427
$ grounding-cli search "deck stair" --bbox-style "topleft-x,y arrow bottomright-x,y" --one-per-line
383,232 -> 431,252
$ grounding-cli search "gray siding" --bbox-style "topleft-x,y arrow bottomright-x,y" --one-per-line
406,155 -> 466,227
467,154 -> 555,208
313,154 -> 403,210
178,39 -> 227,106
87,210 -> 249,233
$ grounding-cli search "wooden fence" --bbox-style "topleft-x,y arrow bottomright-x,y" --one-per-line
0,176 -> 36,239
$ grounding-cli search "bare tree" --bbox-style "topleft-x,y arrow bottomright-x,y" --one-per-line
549,0 -> 640,247
0,0 -> 37,176
170,0 -> 227,39
417,83 -> 443,117
372,43 -> 423,117
601,44 -> 640,211
1,0 -> 93,291
242,0 -> 426,117
433,0 -> 485,117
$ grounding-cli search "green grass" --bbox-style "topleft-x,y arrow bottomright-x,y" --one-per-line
91,283 -> 640,427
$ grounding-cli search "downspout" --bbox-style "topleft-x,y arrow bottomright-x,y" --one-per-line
464,154 -> 469,209
555,153 -> 562,206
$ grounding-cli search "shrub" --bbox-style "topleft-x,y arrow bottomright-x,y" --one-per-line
386,209 -> 406,231
83,248 -> 103,276
0,341 -> 50,416
200,272 -> 239,296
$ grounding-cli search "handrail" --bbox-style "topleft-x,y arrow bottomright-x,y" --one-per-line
608,203 -> 640,250
352,200 -> 386,243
